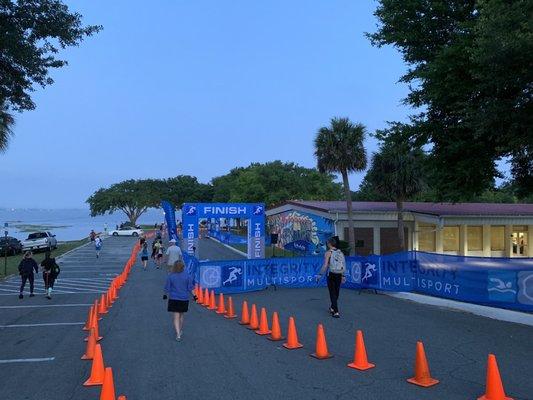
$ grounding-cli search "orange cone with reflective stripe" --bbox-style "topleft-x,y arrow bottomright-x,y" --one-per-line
208,290 -> 217,310
283,317 -> 303,349
407,341 -> 439,387
239,301 -> 250,325
310,324 -> 333,359
216,293 -> 227,314
225,297 -> 237,319
98,294 -> 108,315
83,306 -> 94,331
81,328 -> 97,360
203,288 -> 210,307
347,330 -> 375,370
268,312 -> 284,341
83,343 -> 105,386
105,291 -> 112,308
255,307 -> 271,335
85,318 -> 102,342
477,354 -> 514,400
99,367 -> 116,400
247,304 -> 259,330
196,285 -> 204,304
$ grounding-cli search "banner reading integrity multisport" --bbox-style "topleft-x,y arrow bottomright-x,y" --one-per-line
196,251 -> 533,312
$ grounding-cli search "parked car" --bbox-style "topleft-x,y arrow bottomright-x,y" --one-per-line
0,236 -> 23,256
21,232 -> 58,252
108,227 -> 144,237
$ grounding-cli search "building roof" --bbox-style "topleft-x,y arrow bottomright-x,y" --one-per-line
282,200 -> 533,217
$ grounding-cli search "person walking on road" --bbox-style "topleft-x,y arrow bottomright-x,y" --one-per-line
41,251 -> 60,299
155,239 -> 164,269
165,239 -> 183,271
315,237 -> 346,318
89,230 -> 96,242
95,235 -> 102,258
163,261 -> 196,341
140,241 -> 149,270
18,251 -> 38,299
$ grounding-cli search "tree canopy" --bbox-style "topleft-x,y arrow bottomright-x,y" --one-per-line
368,0 -> 533,201
0,0 -> 101,150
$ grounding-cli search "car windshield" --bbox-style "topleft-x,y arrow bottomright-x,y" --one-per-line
28,232 -> 46,239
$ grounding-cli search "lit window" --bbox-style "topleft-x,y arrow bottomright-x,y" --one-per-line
443,226 -> 459,251
467,226 -> 483,251
491,226 -> 505,251
418,225 -> 436,252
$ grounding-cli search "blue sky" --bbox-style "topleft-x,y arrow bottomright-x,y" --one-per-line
1,0 -> 413,208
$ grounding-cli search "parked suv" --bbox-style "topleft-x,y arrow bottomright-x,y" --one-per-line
21,232 -> 58,252
0,236 -> 23,256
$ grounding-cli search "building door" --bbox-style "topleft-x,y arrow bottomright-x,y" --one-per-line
512,230 -> 528,256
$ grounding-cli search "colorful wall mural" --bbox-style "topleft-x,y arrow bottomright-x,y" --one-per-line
267,210 -> 335,255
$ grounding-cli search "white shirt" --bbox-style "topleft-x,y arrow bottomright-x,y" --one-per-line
165,245 -> 183,266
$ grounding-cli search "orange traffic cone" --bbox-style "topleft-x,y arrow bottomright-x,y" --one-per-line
239,301 -> 250,325
83,306 -> 94,331
310,324 -> 333,359
98,294 -> 108,315
283,317 -> 303,349
347,330 -> 375,370
255,307 -> 271,335
85,318 -> 102,342
105,291 -> 112,308
196,285 -> 204,304
208,290 -> 217,310
117,396 -> 127,400
225,297 -> 237,319
216,293 -> 227,314
83,343 -> 105,386
81,328 -> 97,360
99,367 -> 116,400
247,304 -> 259,330
203,288 -> 210,307
407,341 -> 439,387
268,312 -> 284,341
93,300 -> 102,321
477,354 -> 514,400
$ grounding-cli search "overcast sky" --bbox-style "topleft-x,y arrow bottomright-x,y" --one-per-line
2,0 -> 414,208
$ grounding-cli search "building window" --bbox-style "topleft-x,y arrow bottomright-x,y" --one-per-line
467,226 -> 483,251
443,226 -> 460,251
491,226 -> 505,251
418,225 -> 436,252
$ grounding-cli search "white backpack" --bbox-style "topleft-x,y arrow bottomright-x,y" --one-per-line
329,249 -> 346,274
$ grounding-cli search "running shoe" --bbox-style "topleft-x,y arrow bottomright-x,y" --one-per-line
18,294 -> 23,299
29,293 -> 35,297
332,312 -> 340,318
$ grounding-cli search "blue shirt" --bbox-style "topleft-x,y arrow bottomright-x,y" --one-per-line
164,272 -> 193,301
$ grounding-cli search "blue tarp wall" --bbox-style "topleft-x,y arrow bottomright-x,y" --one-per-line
191,251 -> 533,312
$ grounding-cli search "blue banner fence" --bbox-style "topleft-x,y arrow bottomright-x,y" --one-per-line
186,250 -> 533,313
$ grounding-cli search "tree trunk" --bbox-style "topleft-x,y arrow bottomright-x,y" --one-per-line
342,170 -> 356,255
396,199 -> 405,251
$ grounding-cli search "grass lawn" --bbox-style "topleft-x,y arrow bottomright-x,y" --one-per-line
0,238 -> 90,279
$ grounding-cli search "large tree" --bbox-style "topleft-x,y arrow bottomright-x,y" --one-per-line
366,123 -> 425,250
314,117 -> 367,255
87,179 -> 162,226
0,0 -> 101,150
368,0 -> 533,200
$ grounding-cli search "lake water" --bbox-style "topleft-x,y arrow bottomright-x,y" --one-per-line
0,208 -> 166,241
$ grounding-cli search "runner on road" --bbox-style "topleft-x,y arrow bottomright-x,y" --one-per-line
41,251 -> 60,299
18,251 -> 38,299
154,239 -> 164,269
163,261 -> 196,341
315,237 -> 346,318
165,238 -> 183,271
95,235 -> 102,258
140,241 -> 149,270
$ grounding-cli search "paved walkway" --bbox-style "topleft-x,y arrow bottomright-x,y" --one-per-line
1,237 -> 532,400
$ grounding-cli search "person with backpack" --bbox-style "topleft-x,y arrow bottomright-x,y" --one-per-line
140,241 -> 149,270
41,251 -> 60,299
94,235 -> 102,258
18,251 -> 39,299
315,237 -> 346,318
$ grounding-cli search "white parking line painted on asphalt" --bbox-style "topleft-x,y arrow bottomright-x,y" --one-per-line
0,290 -> 105,296
0,357 -> 55,364
0,322 -> 84,328
0,304 -> 92,309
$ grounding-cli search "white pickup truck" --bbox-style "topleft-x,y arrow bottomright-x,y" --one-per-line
21,232 -> 58,252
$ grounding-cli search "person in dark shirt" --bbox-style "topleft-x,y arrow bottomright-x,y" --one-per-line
18,251 -> 39,299
41,251 -> 60,299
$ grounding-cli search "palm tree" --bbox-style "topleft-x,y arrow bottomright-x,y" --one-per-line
0,106 -> 14,152
368,126 -> 425,251
314,117 -> 367,255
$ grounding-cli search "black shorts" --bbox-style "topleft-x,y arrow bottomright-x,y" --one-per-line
157,254 -> 163,259
141,256 -> 148,261
167,299 -> 189,313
